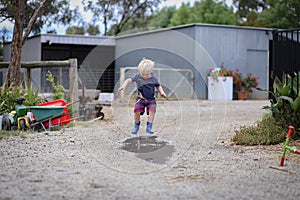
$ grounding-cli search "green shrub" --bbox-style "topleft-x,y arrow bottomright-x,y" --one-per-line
46,71 -> 65,100
232,115 -> 286,145
0,84 -> 22,114
24,87 -> 44,106
260,73 -> 300,139
0,85 -> 44,115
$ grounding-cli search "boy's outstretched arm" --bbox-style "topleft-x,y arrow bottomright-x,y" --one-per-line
118,78 -> 132,92
157,85 -> 167,99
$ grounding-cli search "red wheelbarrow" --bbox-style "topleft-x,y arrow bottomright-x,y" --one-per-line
29,99 -> 81,131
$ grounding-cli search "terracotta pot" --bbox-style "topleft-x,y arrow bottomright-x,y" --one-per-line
237,91 -> 247,100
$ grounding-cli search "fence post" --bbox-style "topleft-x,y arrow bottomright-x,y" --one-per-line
58,67 -> 63,85
26,68 -> 32,89
69,59 -> 79,111
120,67 -> 125,102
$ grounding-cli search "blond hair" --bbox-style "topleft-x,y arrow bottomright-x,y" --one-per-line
137,58 -> 154,75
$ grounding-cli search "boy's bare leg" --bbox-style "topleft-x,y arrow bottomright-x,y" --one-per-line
134,112 -> 140,123
148,111 -> 155,123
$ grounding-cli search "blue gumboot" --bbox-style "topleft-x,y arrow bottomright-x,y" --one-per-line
132,121 -> 140,134
146,121 -> 154,134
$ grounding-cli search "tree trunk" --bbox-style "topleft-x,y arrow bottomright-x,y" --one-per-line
5,0 -> 50,88
5,0 -> 25,88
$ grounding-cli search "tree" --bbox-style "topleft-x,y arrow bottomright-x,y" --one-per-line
233,0 -> 300,28
83,0 -> 113,36
148,6 -> 177,28
190,0 -> 236,25
107,11 -> 153,35
5,0 -> 50,88
0,0 -> 76,87
86,24 -> 100,35
258,0 -> 300,28
66,26 -> 85,35
169,3 -> 193,26
233,0 -> 267,25
83,0 -> 165,36
240,11 -> 261,27
169,0 -> 236,27
65,24 -> 100,35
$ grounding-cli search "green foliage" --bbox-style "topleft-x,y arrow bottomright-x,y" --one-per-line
0,85 -> 43,114
233,0 -> 300,28
169,3 -> 193,26
0,0 -> 77,34
149,6 -> 177,28
86,24 -> 100,35
191,0 -> 236,25
258,0 -> 300,28
262,74 -> 300,139
109,15 -> 153,36
66,26 -> 85,35
83,0 -> 299,35
0,84 -> 22,114
46,71 -> 65,100
170,0 -> 236,27
24,87 -> 43,106
232,115 -> 286,145
65,24 -> 101,35
84,0 -> 163,36
233,0 -> 268,20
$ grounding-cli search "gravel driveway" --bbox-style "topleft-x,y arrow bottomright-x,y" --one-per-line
0,100 -> 299,200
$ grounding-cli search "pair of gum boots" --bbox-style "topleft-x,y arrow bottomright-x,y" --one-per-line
132,121 -> 154,134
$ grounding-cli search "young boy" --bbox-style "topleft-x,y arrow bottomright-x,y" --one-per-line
118,58 -> 167,134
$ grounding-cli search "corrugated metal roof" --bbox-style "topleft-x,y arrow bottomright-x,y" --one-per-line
115,23 -> 274,39
20,34 -> 115,46
5,23 -> 274,45
4,34 -> 116,46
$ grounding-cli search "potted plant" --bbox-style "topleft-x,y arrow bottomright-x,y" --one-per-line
233,71 -> 259,100
209,66 -> 234,81
208,65 -> 234,100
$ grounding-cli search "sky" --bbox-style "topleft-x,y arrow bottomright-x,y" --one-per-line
0,0 -> 233,36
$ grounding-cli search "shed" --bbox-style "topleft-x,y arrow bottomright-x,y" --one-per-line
2,34 -> 115,92
3,23 -> 273,100
115,23 -> 273,100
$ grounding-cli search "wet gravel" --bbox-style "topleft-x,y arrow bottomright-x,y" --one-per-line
0,100 -> 299,200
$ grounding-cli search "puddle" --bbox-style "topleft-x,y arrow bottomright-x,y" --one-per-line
121,136 -> 175,164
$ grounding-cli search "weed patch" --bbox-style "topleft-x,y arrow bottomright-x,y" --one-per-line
232,116 -> 286,145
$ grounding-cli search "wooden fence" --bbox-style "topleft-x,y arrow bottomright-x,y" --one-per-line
0,59 -> 78,107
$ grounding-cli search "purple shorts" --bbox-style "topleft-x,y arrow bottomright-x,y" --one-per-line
134,99 -> 156,115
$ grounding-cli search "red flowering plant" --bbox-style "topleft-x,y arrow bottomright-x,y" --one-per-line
233,69 -> 243,85
209,66 -> 259,95
233,70 -> 259,95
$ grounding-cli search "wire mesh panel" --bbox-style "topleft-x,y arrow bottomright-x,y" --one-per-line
41,67 -> 69,92
78,68 -> 104,89
120,67 -> 194,100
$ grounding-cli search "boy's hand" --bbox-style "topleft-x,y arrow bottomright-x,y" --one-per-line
118,87 -> 124,92
161,93 -> 167,99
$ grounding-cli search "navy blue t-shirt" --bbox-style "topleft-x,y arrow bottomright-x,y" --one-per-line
131,73 -> 160,100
